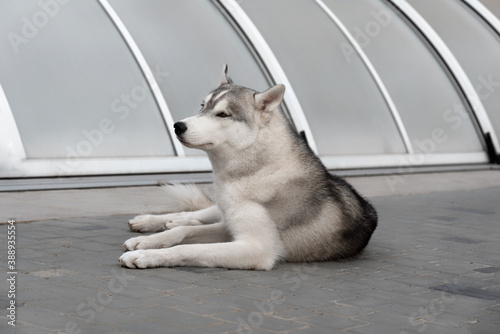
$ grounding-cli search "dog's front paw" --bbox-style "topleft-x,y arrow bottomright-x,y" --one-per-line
123,236 -> 150,251
119,250 -> 164,269
128,215 -> 166,233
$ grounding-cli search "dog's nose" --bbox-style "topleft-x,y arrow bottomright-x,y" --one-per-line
174,122 -> 187,136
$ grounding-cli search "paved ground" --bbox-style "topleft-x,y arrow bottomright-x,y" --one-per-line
1,171 -> 500,333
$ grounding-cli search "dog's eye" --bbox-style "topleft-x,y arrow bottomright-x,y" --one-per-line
216,112 -> 230,118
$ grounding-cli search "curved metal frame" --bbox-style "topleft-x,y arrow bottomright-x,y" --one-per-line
463,0 -> 500,36
97,0 -> 185,157
388,0 -> 500,155
315,0 -> 414,154
0,83 -> 26,163
218,0 -> 319,154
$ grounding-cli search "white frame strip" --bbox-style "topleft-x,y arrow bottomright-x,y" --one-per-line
0,82 -> 26,175
98,0 -> 185,157
389,0 -> 500,155
463,0 -> 500,35
218,0 -> 318,154
0,152 -> 486,178
0,156 -> 211,178
321,152 -> 487,170
315,0 -> 414,154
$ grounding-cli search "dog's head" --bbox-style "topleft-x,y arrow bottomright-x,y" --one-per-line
174,65 -> 285,153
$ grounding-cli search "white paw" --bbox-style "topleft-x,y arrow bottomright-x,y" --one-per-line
124,230 -> 180,251
119,250 -> 164,269
123,236 -> 151,251
128,215 -> 166,232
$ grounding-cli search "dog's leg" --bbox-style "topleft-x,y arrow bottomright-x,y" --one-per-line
129,205 -> 221,232
123,222 -> 229,251
166,205 -> 221,229
119,240 -> 279,270
121,205 -> 283,270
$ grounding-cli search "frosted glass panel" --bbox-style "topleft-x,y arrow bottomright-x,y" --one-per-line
0,0 -> 173,159
240,0 -> 406,156
478,0 -> 500,19
324,0 -> 483,154
411,0 -> 500,149
109,0 -> 270,156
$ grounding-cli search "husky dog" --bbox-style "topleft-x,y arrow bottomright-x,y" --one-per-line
119,65 -> 377,270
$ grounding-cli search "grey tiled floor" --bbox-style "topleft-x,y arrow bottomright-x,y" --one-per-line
1,174 -> 500,333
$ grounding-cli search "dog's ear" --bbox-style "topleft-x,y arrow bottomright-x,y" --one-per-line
254,84 -> 285,112
219,64 -> 233,86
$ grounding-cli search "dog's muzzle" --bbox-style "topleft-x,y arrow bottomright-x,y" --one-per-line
174,122 -> 187,136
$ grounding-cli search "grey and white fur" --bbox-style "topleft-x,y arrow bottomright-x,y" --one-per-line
119,65 -> 377,270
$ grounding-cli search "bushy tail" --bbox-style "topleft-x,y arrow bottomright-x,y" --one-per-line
160,183 -> 214,212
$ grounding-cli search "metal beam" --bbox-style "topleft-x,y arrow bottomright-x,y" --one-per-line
0,82 -> 26,173
463,0 -> 500,36
315,0 -> 414,154
98,0 -> 185,157
389,0 -> 500,156
218,0 -> 319,154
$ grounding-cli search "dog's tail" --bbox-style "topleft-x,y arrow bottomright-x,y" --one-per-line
160,183 -> 214,212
